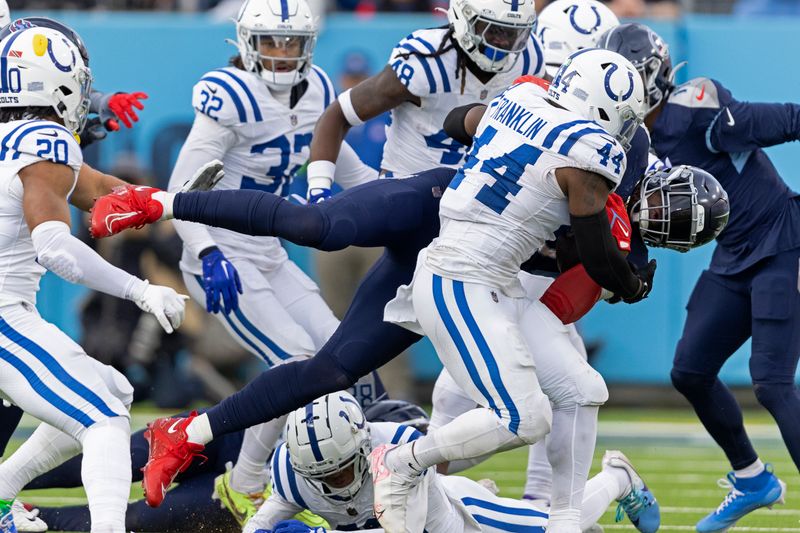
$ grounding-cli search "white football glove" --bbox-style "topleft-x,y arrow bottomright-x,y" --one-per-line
180,159 -> 225,193
131,281 -> 189,334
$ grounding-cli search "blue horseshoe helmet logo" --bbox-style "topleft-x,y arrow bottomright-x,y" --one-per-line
603,63 -> 635,102
48,38 -> 76,73
568,4 -> 602,35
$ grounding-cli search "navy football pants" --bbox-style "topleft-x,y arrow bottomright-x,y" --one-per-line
171,169 -> 455,436
672,247 -> 800,471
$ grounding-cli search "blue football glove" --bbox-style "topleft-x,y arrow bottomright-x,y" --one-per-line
273,520 -> 326,533
253,530 -> 274,533
200,246 -> 243,315
307,187 -> 331,204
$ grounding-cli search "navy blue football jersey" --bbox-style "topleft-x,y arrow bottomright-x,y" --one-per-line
651,77 -> 800,274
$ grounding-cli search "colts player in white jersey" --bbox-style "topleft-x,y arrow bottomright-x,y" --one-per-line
0,27 -> 189,533
164,0 -> 377,521
243,392 -> 655,533
377,49 -> 650,533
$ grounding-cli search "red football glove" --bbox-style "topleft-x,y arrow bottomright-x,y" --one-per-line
606,192 -> 632,252
106,92 -> 148,130
90,185 -> 163,239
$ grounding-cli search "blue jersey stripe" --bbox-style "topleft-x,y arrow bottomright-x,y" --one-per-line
411,37 -> 451,93
10,124 -> 73,160
272,445 -> 288,500
312,67 -> 332,108
233,308 -> 292,360
558,127 -> 609,156
542,119 -> 594,149
521,48 -> 531,75
390,425 -> 406,444
0,342 -> 96,427
0,318 -> 120,419
399,43 -> 436,93
304,402 -> 325,461
199,76 -> 247,122
471,514 -> 546,533
531,37 -> 544,75
0,120 -> 35,160
431,275 -> 500,417
285,452 -> 309,509
407,428 -> 422,441
213,69 -> 263,122
451,281 -> 521,434
462,497 -> 549,518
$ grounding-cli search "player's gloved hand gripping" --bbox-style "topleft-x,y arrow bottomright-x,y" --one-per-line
130,280 -> 189,334
89,160 -> 224,238
199,246 -> 242,315
98,92 -> 149,131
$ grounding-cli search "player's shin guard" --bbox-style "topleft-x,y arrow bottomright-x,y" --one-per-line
547,405 -> 598,532
0,423 -> 81,500
81,417 -> 131,533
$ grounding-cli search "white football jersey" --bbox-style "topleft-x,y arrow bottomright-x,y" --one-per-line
181,65 -> 337,272
266,421 -> 421,530
382,28 -> 546,177
0,120 -> 82,305
426,81 -> 627,296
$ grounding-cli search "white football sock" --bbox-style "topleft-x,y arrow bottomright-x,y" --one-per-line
387,407 -> 525,476
735,459 -> 765,478
151,191 -> 175,220
524,439 -> 552,502
230,416 -> 286,494
546,405 -> 598,530
579,467 -> 629,529
185,413 -> 213,445
81,417 -> 132,533
0,423 -> 81,500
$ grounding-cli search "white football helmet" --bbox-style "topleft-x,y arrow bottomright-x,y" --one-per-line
0,0 -> 10,27
548,48 -> 645,150
235,0 -> 317,90
286,392 -> 371,502
0,27 -> 92,133
448,0 -> 537,73
537,0 -> 619,77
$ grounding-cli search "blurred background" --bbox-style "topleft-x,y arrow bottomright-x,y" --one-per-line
12,0 -> 800,410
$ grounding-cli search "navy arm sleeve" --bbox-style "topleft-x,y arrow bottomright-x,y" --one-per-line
708,80 -> 800,153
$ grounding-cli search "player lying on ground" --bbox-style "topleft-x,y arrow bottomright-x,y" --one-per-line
0,24 -> 218,533
243,391 -> 657,533
601,22 -> 800,532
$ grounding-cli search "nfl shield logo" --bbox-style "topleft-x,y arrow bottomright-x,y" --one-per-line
480,89 -> 489,100
290,115 -> 298,126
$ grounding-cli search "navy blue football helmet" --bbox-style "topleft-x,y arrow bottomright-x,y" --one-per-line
363,399 -> 430,434
597,23 -> 673,114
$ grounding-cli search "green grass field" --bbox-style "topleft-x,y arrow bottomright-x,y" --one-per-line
8,407 -> 800,532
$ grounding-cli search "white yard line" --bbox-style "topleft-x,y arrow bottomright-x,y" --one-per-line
602,526 -> 800,532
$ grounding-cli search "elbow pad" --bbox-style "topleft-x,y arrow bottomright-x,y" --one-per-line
443,103 -> 484,146
570,210 -> 640,299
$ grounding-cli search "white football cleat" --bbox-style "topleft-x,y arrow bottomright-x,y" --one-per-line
12,501 -> 47,533
369,444 -> 428,533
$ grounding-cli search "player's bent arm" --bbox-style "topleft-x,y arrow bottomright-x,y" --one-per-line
557,167 -> 642,299
309,66 -> 419,188
443,104 -> 487,146
70,164 -> 128,212
168,113 -> 237,258
708,99 -> 800,153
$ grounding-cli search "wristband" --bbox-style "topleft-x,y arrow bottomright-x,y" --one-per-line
338,89 -> 365,127
307,160 -> 336,191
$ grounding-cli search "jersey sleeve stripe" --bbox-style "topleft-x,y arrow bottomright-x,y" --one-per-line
407,428 -> 422,441
0,120 -> 35,160
557,127 -> 609,156
284,451 -> 309,509
531,37 -> 544,75
199,76 -> 247,122
390,425 -> 406,444
542,119 -> 594,149
398,43 -> 437,93
272,445 -> 288,501
521,48 -> 530,75
9,124 -> 73,161
410,37 -> 451,93
312,66 -> 332,107
213,69 -> 263,122
461,497 -> 549,518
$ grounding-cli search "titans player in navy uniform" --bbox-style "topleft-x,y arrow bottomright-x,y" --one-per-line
601,23 -> 800,532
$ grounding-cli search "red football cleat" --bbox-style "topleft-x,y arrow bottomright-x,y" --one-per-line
90,184 -> 164,239
141,412 -> 206,508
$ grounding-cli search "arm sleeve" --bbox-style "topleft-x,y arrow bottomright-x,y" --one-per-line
706,79 -> 800,153
443,103 -> 485,146
570,210 -> 641,298
333,141 -> 379,188
243,494 -> 302,533
168,112 -> 237,259
30,221 -> 146,300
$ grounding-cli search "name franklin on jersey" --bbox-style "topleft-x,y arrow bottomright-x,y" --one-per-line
489,95 -> 549,141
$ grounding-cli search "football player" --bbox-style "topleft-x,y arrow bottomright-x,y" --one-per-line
160,0 -> 378,522
600,22 -> 800,532
244,392 -> 657,533
0,26 -> 192,533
